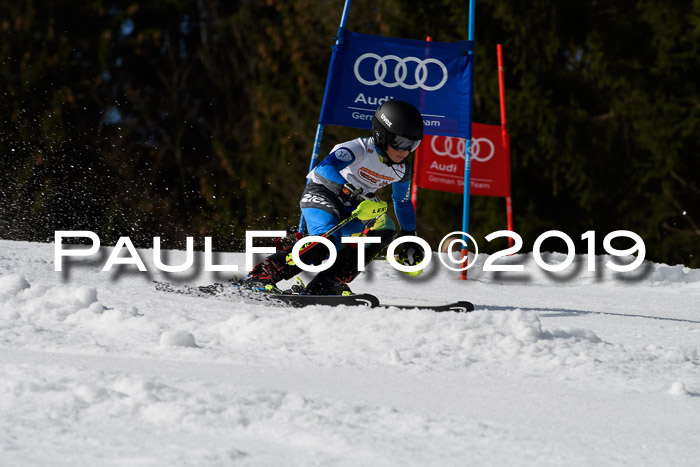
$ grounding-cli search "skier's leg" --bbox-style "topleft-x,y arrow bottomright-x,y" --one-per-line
304,214 -> 398,295
302,207 -> 343,250
359,213 -> 399,264
245,246 -> 300,287
302,244 -> 359,295
245,208 -> 343,287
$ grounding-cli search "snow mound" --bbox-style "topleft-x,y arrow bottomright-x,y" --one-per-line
209,306 -> 606,373
0,278 -> 102,323
0,276 -> 154,352
0,274 -> 30,296
441,252 -> 700,287
648,262 -> 700,284
668,381 -> 689,396
160,330 -> 199,348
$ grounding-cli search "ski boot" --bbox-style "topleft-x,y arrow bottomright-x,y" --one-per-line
236,232 -> 318,294
303,273 -> 353,296
302,245 -> 358,296
236,243 -> 300,293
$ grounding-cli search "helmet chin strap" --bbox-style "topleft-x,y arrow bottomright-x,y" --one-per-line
372,136 -> 393,166
378,150 -> 396,166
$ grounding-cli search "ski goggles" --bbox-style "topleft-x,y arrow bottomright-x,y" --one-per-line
389,135 -> 422,152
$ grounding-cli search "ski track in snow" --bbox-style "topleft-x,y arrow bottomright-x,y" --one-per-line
1,239 -> 699,466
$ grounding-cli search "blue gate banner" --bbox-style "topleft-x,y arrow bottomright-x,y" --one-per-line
319,31 -> 474,138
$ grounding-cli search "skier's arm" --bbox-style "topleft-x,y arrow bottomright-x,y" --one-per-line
391,179 -> 416,232
310,147 -> 355,190
392,169 -> 424,266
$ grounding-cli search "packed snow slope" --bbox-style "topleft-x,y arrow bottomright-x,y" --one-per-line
1,239 -> 699,466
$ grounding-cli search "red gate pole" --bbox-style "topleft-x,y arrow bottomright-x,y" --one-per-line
497,43 -> 514,248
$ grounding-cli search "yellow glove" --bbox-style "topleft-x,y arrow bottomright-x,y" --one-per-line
353,199 -> 388,221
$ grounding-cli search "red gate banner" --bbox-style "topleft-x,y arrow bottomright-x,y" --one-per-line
414,122 -> 510,197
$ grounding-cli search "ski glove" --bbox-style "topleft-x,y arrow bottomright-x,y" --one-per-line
353,198 -> 388,221
396,230 -> 424,266
340,183 -> 377,205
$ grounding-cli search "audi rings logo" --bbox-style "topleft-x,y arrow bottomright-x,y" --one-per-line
353,53 -> 449,91
430,136 -> 495,162
472,138 -> 495,162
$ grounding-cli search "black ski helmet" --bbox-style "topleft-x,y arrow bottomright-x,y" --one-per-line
371,99 -> 424,157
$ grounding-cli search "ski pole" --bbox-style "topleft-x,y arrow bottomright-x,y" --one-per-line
294,195 -> 388,261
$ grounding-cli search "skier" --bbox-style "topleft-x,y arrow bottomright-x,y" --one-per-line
244,99 -> 426,295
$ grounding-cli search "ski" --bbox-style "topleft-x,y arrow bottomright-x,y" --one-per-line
264,293 -> 380,308
269,294 -> 474,312
153,280 -> 474,313
378,301 -> 474,313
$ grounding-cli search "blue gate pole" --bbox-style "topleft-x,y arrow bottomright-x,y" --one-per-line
460,0 -> 476,279
298,0 -> 352,234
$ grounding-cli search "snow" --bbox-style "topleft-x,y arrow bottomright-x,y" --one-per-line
1,238 -> 699,466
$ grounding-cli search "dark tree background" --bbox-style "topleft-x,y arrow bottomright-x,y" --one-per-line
1,0 -> 698,267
